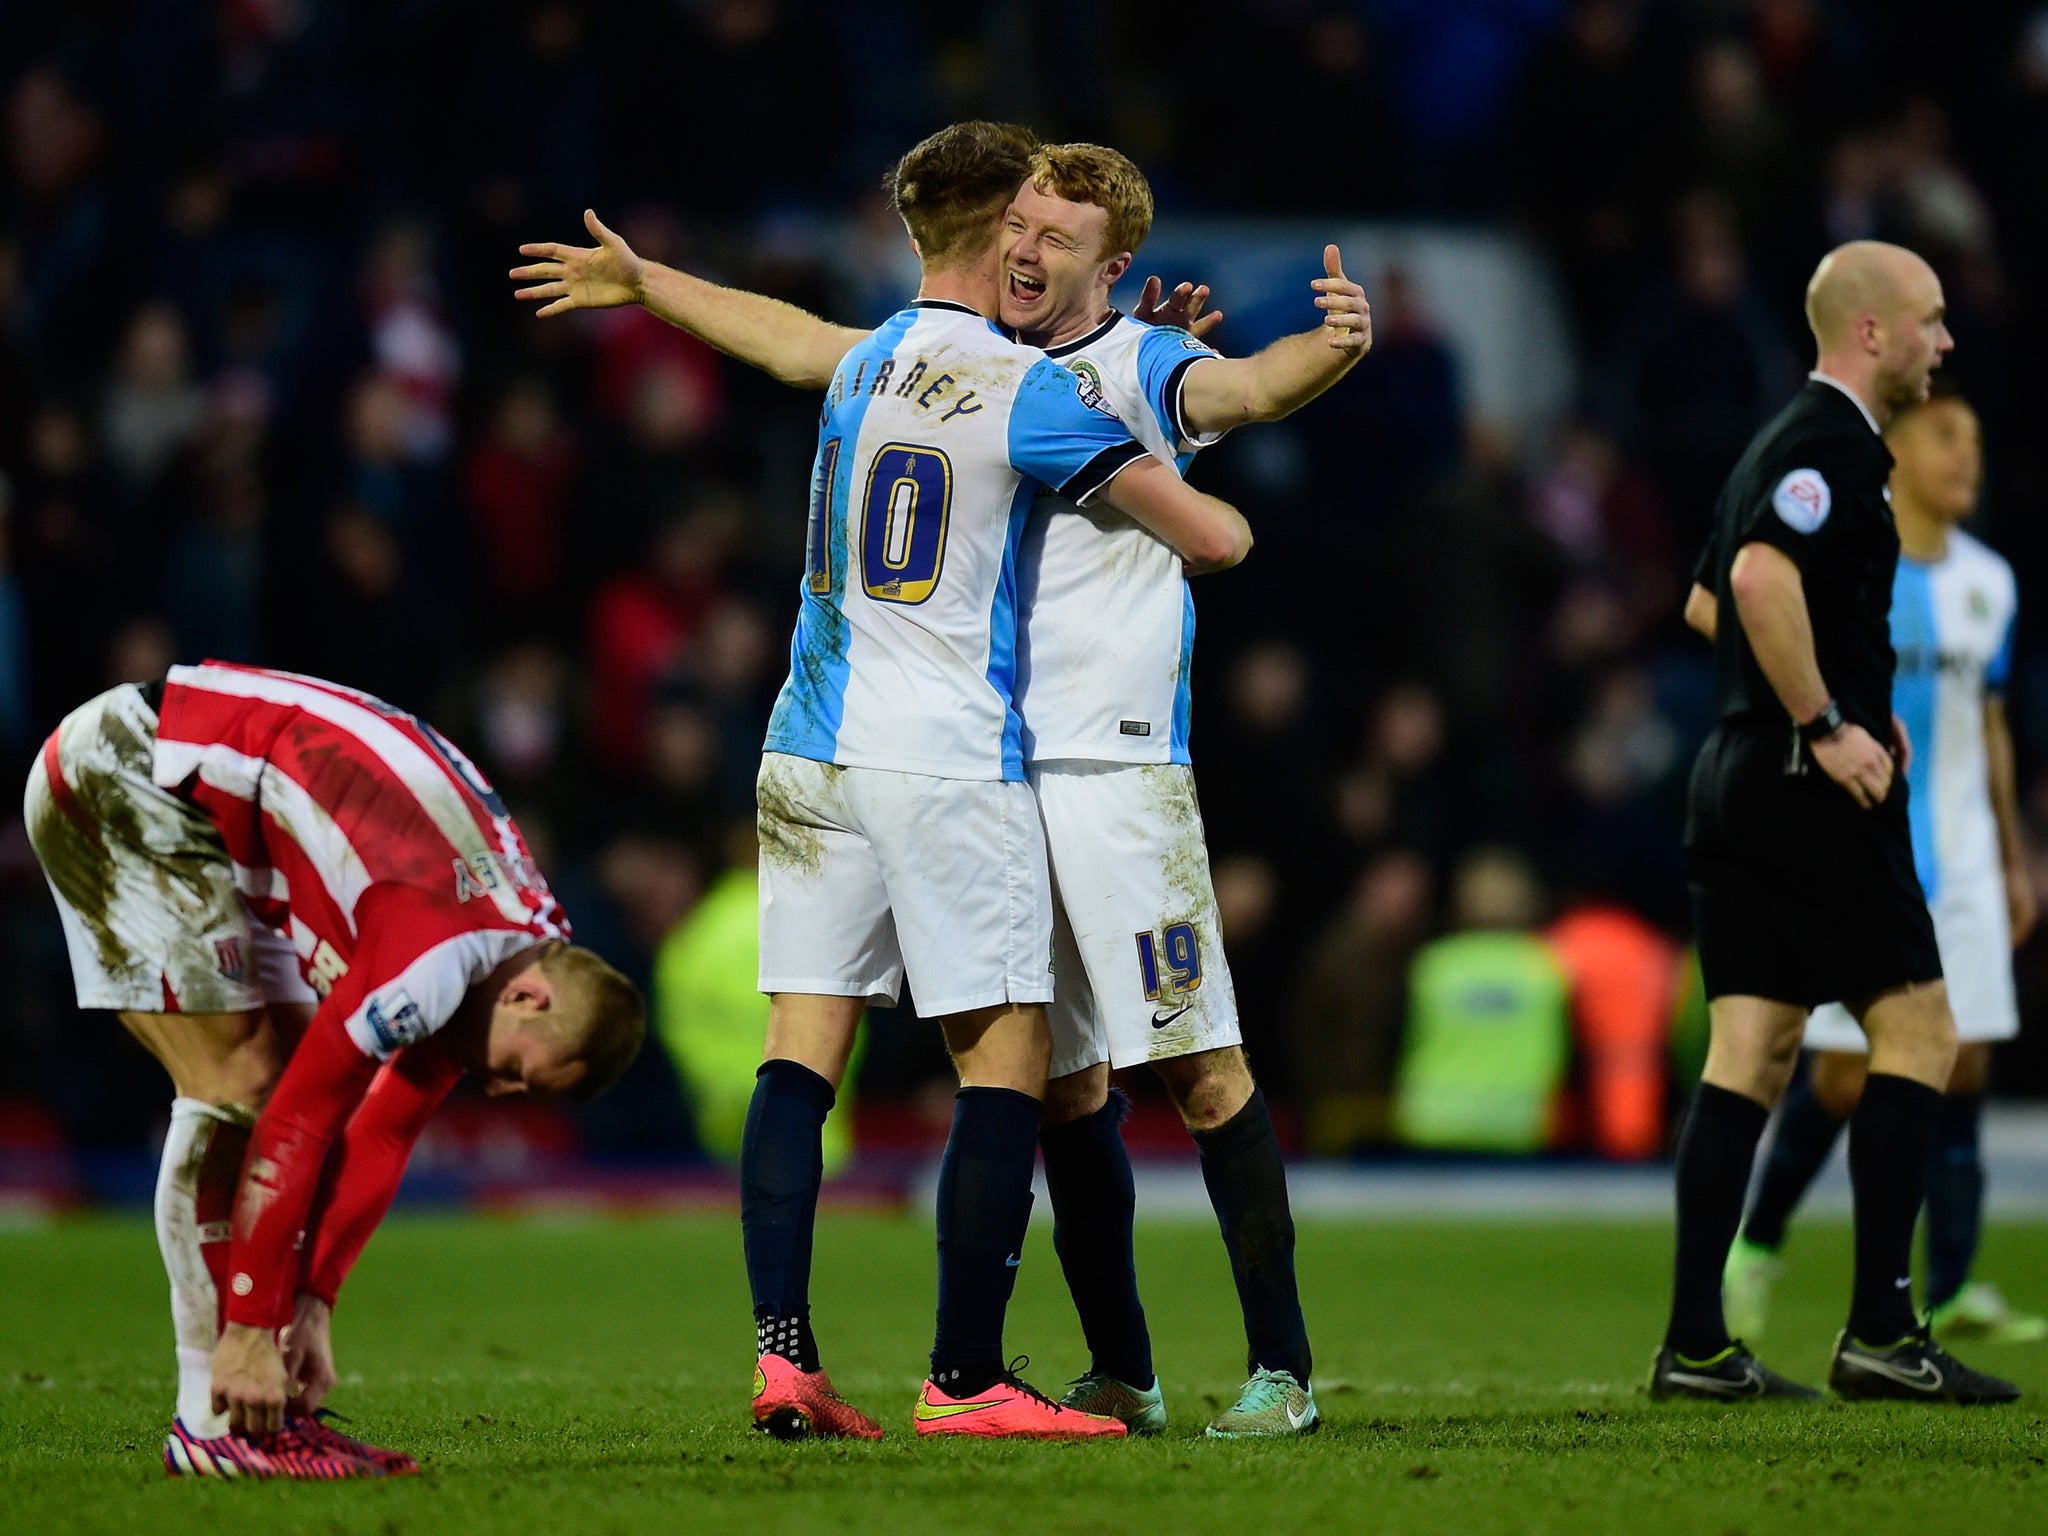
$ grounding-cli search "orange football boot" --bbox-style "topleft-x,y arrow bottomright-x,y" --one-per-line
752,1353 -> 884,1440
913,1361 -> 1127,1440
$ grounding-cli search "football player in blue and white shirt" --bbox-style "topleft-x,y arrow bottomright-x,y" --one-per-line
515,135 -> 1368,1437
1689,388 -> 2046,1345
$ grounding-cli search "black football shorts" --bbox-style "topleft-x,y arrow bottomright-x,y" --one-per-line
1685,724 -> 1940,1008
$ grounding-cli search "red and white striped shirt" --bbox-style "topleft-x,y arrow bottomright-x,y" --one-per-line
153,663 -> 569,1329
153,662 -> 567,1059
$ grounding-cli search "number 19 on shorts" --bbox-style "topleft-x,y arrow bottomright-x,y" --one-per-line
1136,923 -> 1203,1001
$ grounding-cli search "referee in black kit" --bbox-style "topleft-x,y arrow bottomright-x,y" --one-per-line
1651,241 -> 2019,1404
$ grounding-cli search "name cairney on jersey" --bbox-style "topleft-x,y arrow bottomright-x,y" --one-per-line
1894,529 -> 2017,904
1016,313 -> 1222,765
765,300 -> 1153,781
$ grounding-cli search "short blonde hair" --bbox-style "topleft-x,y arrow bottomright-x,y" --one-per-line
885,121 -> 1041,267
1028,142 -> 1154,259
539,943 -> 646,1102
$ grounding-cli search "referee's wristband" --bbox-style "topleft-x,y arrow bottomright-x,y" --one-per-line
1797,699 -> 1846,742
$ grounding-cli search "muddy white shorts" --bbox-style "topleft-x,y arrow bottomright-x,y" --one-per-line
1805,874 -> 2018,1051
1032,760 -> 1242,1078
755,753 -> 1053,1017
25,683 -> 315,1015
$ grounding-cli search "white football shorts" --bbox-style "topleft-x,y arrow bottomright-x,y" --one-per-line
1032,760 -> 1242,1078
755,753 -> 1054,1016
1804,874 -> 2017,1051
25,683 -> 316,1016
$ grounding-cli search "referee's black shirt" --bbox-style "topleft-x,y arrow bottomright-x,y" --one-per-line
1692,377 -> 1897,739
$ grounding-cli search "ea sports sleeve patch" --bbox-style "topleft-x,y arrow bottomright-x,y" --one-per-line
1771,468 -> 1832,534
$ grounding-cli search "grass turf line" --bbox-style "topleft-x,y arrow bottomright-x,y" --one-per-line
2,1212 -> 2044,1535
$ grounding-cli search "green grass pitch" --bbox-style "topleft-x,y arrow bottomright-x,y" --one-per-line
3,1210 -> 2045,1534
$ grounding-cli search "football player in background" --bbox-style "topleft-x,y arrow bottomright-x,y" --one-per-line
526,121 -> 1260,1440
27,663 -> 645,1477
513,137 -> 1368,1436
1702,388 -> 2046,1346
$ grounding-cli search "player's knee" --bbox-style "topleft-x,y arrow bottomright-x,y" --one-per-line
1948,1041 -> 1992,1096
1808,1052 -> 1867,1120
1156,1046 -> 1254,1131
1041,1065 -> 1109,1127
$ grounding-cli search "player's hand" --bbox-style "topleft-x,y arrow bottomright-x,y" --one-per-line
213,1322 -> 289,1438
510,208 -> 645,318
1890,712 -> 1913,774
1133,276 -> 1224,338
1313,245 -> 1370,353
2006,862 -> 2038,948
1811,723 -> 1895,809
281,1294 -> 337,1415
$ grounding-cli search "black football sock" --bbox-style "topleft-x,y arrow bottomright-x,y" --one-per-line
1191,1088 -> 1312,1384
930,1087 -> 1041,1399
1665,1082 -> 1769,1358
740,1059 -> 836,1371
1847,1072 -> 1944,1345
1740,1067 -> 1846,1252
1041,1090 -> 1153,1390
1922,1089 -> 1985,1312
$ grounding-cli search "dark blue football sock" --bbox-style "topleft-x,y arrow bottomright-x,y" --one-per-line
1740,1066 -> 1846,1252
740,1058 -> 836,1371
1042,1089 -> 1153,1390
1665,1081 -> 1769,1359
1191,1087 -> 1312,1384
1923,1090 -> 1985,1312
930,1086 -> 1041,1399
1847,1073 -> 1943,1345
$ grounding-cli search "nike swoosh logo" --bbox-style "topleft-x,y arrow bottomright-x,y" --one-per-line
1666,1367 -> 1763,1397
914,1398 -> 995,1422
1852,1355 -> 1944,1391
1151,1005 -> 1192,1029
1285,1401 -> 1314,1429
1004,1253 -> 1021,1268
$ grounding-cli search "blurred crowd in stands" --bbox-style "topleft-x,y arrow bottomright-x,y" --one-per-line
7,1 -> 2048,1178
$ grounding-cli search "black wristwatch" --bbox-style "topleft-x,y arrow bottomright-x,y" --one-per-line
1797,699 -> 1846,742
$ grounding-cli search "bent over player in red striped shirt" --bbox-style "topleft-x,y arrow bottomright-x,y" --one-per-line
26,663 -> 645,1478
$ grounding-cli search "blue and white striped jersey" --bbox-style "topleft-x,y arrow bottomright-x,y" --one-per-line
1014,313 -> 1222,764
764,300 -> 1152,781
1892,528 -> 2018,905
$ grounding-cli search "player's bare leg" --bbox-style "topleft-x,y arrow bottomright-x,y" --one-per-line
744,993 -> 881,1439
917,1003 -> 1122,1439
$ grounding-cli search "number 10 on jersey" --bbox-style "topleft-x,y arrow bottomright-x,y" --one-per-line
806,439 -> 955,605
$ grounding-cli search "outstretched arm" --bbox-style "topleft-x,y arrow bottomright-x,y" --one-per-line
1178,245 -> 1369,436
511,209 -> 867,389
1096,456 -> 1251,575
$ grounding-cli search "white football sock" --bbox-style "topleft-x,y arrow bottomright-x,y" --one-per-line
156,1098 -> 245,1438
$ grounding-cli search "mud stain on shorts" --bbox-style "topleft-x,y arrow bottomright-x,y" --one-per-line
1138,764 -> 1213,929
756,757 -> 838,878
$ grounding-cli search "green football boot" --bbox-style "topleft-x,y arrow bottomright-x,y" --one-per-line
1722,1236 -> 1784,1342
1205,1368 -> 1319,1438
1058,1372 -> 1167,1435
1929,1282 -> 2048,1345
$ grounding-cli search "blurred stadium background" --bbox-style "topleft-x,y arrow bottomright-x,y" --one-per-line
7,0 -> 2048,1215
